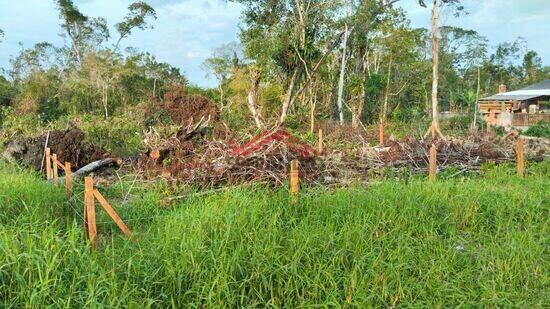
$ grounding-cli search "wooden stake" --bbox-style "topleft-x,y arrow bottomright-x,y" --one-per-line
429,144 -> 437,182
290,159 -> 299,196
516,139 -> 525,177
85,177 -> 97,247
65,162 -> 72,197
318,128 -> 324,154
52,154 -> 59,187
379,121 -> 385,145
45,148 -> 51,180
93,190 -> 132,238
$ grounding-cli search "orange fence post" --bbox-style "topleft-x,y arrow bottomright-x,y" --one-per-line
45,148 -> 52,180
65,162 -> 72,197
429,144 -> 437,182
290,159 -> 299,196
516,139 -> 525,177
52,154 -> 59,187
93,190 -> 133,238
85,177 -> 97,247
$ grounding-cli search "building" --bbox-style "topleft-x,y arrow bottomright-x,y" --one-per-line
479,79 -> 550,129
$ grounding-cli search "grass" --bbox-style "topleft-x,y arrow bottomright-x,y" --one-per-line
0,162 -> 548,307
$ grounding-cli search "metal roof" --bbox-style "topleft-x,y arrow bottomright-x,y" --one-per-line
481,79 -> 550,101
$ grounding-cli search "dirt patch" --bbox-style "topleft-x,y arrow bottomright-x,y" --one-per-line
149,87 -> 219,126
2,128 -> 107,170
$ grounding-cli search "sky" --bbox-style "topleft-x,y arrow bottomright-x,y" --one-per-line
0,0 -> 549,87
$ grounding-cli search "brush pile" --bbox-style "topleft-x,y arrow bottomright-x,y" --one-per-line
139,125 -> 327,187
140,125 -> 548,187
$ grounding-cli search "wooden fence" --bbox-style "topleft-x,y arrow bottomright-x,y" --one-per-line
44,147 -> 131,247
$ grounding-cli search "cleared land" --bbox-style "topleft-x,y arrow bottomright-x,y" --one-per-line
0,162 -> 548,307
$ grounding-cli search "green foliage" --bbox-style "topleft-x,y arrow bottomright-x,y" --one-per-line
523,121 -> 550,138
0,161 -> 548,306
81,114 -> 144,156
0,76 -> 14,107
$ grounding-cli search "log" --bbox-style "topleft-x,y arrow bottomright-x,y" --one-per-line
52,158 -> 122,182
73,158 -> 122,178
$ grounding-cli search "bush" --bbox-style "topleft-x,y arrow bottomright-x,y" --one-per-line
81,114 -> 144,157
523,121 -> 550,138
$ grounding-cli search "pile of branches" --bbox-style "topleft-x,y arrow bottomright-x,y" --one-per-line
141,138 -> 329,187
351,134 -> 529,174
139,124 -> 547,187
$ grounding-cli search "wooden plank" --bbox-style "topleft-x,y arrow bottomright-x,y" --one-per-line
93,190 -> 133,238
516,139 -> 525,177
65,162 -> 72,197
85,177 -> 97,247
290,160 -> 299,195
55,160 -> 65,170
45,148 -> 51,180
52,154 -> 59,187
429,144 -> 437,182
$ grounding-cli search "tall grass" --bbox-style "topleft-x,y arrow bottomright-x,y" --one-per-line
0,162 -> 548,307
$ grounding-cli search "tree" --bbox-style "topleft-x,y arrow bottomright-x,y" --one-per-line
114,1 -> 157,51
419,0 -> 464,139
523,50 -> 542,84
55,0 -> 110,66
231,0 -> 342,125
203,42 -> 242,112
0,29 -> 4,43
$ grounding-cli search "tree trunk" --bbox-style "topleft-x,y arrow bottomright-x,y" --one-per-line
381,56 -> 393,123
336,24 -> 349,125
472,67 -> 480,130
247,69 -> 264,129
426,0 -> 443,139
103,83 -> 109,119
279,65 -> 303,124
309,82 -> 316,134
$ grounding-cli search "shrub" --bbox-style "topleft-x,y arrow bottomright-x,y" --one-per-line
523,120 -> 550,138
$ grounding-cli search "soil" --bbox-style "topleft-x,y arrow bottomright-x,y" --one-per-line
157,87 -> 219,126
2,128 -> 107,170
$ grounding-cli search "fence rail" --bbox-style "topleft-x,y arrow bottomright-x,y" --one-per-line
512,113 -> 550,126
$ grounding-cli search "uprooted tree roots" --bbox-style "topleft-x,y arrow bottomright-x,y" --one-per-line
2,128 -> 108,170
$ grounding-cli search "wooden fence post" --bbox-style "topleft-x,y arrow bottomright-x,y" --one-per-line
318,128 -> 324,154
52,153 -> 59,187
65,162 -> 72,197
379,121 -> 385,145
429,144 -> 437,182
93,190 -> 133,238
290,159 -> 299,196
516,139 -> 525,177
45,148 -> 51,180
85,177 -> 97,247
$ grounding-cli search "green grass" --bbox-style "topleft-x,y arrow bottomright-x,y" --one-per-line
0,162 -> 548,307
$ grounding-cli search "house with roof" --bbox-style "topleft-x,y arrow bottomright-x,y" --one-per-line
479,79 -> 550,129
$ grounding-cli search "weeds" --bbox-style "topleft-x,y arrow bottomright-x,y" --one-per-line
0,161 -> 548,306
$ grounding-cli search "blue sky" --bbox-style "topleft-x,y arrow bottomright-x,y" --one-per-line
0,0 -> 549,87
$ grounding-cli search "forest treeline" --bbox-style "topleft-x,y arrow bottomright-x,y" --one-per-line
0,0 -> 548,131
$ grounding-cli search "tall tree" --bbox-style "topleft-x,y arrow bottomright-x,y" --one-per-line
419,0 -> 463,139
114,1 -> 157,51
231,0 -> 342,126
55,0 -> 109,67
